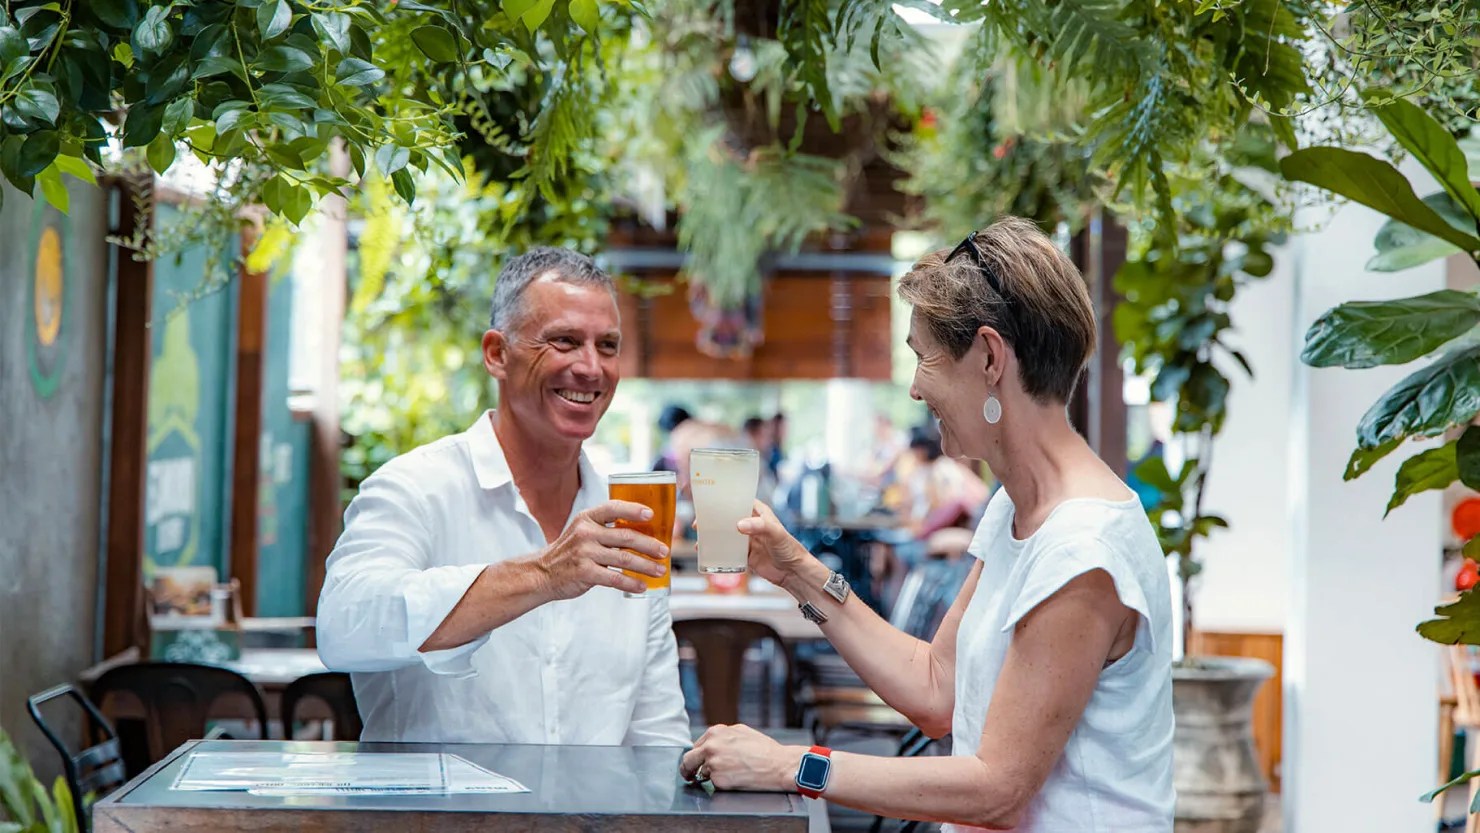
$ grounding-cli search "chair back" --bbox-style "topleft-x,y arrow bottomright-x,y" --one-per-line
90,661 -> 268,769
281,672 -> 363,741
673,619 -> 792,726
27,684 -> 127,832
896,556 -> 974,640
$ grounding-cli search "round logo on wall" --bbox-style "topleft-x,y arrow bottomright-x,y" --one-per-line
26,200 -> 71,398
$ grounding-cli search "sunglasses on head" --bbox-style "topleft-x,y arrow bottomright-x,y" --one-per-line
946,231 -> 1004,296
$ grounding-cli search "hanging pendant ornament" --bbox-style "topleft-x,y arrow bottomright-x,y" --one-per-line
983,395 -> 1002,425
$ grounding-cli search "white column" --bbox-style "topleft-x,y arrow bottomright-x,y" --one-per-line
1284,160 -> 1445,832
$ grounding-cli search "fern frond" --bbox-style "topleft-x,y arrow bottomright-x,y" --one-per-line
676,131 -> 853,308
778,0 -> 839,128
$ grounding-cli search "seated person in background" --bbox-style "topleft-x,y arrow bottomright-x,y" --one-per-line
904,423 -> 992,537
651,404 -> 692,473
316,247 -> 689,747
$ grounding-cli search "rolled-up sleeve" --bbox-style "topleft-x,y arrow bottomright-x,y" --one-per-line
316,466 -> 490,677
622,597 -> 692,746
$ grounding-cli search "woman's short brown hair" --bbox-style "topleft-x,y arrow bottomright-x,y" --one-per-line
897,216 -> 1096,404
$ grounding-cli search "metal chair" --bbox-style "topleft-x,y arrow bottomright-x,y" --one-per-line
673,619 -> 796,727
281,672 -> 362,741
27,684 -> 128,831
89,661 -> 268,774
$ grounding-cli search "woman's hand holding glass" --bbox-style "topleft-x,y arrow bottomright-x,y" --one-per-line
735,501 -> 817,590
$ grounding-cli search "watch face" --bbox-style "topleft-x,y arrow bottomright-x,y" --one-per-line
797,754 -> 830,791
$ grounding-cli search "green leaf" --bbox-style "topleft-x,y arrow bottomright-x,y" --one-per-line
348,142 -> 366,178
91,0 -> 140,29
35,161 -> 67,213
1467,535 -> 1480,562
1357,346 -> 1480,448
1301,290 -> 1480,369
1423,768 -> 1480,803
256,45 -> 313,74
1280,147 -> 1480,255
0,26 -> 25,68
122,102 -> 163,148
1385,441 -> 1457,516
1132,455 -> 1179,494
261,176 -> 285,215
51,153 -> 95,185
521,0 -> 558,31
213,104 -> 250,136
283,181 -> 312,225
1367,192 -> 1474,272
334,57 -> 383,86
375,143 -> 409,176
1459,426 -> 1480,491
13,84 -> 60,126
1418,588 -> 1480,644
1366,92 -> 1480,226
134,4 -> 172,53
410,26 -> 458,63
1344,436 -> 1402,481
0,135 -> 35,194
162,97 -> 194,136
569,0 -> 599,32
146,134 -> 175,174
113,42 -> 134,68
17,130 -> 58,178
258,0 -> 292,40
259,83 -> 316,110
391,167 -> 415,204
194,54 -> 243,80
312,12 -> 352,54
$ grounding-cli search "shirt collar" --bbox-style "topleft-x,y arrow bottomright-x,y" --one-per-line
465,410 -> 603,499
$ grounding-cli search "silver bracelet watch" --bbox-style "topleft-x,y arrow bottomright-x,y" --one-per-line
798,572 -> 851,624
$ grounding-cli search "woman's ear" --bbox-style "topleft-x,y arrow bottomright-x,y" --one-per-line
976,326 -> 1007,387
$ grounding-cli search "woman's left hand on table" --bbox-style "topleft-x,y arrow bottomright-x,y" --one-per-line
680,724 -> 802,792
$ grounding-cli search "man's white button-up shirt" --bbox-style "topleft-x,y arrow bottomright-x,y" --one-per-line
316,411 -> 690,746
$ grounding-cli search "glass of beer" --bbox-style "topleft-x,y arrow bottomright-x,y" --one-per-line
609,471 -> 677,598
689,448 -> 760,574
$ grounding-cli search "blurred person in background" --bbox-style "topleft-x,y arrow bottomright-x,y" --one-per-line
906,422 -> 992,537
651,404 -> 693,473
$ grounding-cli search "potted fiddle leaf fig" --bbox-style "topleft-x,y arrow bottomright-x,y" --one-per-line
1114,126 -> 1288,833
1280,92 -> 1480,810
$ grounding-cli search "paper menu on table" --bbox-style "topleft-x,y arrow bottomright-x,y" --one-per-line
171,751 -> 528,795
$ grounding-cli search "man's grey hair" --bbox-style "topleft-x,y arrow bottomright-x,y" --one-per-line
489,246 -> 617,333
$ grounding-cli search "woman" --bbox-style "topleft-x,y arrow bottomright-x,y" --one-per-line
679,216 -> 1173,831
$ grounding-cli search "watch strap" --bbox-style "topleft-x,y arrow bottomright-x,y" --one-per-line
796,746 -> 833,799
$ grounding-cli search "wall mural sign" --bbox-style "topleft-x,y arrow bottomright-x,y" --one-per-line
144,312 -> 204,578
26,199 -> 70,398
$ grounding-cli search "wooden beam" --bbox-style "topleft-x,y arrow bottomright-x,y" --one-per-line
228,226 -> 269,616
1068,212 -> 1129,477
102,177 -> 153,658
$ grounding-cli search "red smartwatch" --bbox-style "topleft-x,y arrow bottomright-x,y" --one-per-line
795,746 -> 832,799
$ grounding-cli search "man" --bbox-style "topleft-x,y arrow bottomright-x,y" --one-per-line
317,247 -> 690,746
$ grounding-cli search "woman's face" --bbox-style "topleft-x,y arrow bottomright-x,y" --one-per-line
906,310 -> 993,461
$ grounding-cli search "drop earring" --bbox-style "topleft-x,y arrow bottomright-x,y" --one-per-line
983,394 -> 1002,425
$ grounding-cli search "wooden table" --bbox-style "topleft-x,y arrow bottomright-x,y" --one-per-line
93,739 -> 819,832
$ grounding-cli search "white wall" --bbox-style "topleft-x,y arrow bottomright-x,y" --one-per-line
1193,245 -> 1297,634
1282,160 -> 1444,833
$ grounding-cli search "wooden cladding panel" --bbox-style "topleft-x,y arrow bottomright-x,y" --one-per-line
618,275 -> 892,380
1191,630 -> 1283,792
